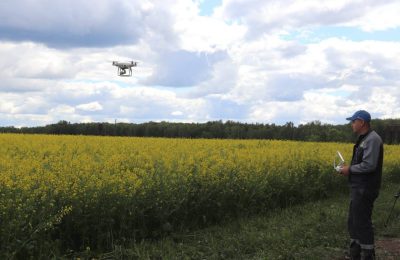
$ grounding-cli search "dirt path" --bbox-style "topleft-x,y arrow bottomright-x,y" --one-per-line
375,238 -> 400,259
333,238 -> 400,259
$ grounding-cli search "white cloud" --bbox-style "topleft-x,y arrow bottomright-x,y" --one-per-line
76,102 -> 103,112
171,110 -> 183,116
343,2 -> 400,31
1,0 -> 400,127
174,4 -> 246,52
50,105 -> 75,115
218,0 -> 400,37
0,92 -> 50,115
367,87 -> 400,119
0,0 -> 148,48
0,42 -> 77,79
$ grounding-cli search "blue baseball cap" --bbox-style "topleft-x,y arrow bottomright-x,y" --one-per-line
346,110 -> 371,122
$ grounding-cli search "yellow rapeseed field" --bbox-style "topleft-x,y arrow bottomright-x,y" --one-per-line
0,133 -> 398,256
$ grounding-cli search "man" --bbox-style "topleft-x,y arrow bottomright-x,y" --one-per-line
340,110 -> 384,260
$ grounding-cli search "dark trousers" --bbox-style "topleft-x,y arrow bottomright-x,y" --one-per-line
348,187 -> 378,248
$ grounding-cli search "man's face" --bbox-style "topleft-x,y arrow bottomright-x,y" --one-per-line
351,119 -> 365,134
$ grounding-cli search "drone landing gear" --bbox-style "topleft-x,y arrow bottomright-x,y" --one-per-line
118,67 -> 132,77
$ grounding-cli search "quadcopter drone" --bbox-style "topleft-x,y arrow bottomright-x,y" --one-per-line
112,61 -> 137,77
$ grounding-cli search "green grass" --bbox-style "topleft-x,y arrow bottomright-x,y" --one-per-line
69,181 -> 400,260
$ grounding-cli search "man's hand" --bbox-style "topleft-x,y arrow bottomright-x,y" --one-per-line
340,165 -> 350,176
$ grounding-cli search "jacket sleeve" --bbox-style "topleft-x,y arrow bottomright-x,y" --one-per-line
349,135 -> 381,174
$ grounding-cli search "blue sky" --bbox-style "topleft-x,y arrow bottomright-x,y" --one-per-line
283,26 -> 400,43
199,0 -> 222,16
0,0 -> 400,127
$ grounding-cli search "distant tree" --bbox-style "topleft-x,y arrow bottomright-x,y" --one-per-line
1,118 -> 399,144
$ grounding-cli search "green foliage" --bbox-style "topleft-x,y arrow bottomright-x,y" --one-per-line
2,118 -> 400,144
94,183 -> 400,259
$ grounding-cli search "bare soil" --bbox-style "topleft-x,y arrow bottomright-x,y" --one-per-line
375,238 -> 400,259
334,238 -> 400,259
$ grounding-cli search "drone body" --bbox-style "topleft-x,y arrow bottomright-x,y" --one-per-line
112,61 -> 137,76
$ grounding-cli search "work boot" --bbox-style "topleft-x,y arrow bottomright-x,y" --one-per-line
361,249 -> 375,260
349,241 -> 361,260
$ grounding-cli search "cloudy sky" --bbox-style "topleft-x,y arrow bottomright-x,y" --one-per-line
1,0 -> 400,127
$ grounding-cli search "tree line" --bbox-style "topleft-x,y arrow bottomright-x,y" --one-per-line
1,119 -> 400,144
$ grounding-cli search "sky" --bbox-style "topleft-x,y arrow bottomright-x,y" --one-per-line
1,0 -> 400,127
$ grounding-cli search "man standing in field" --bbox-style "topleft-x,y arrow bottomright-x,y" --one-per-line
340,110 -> 383,260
